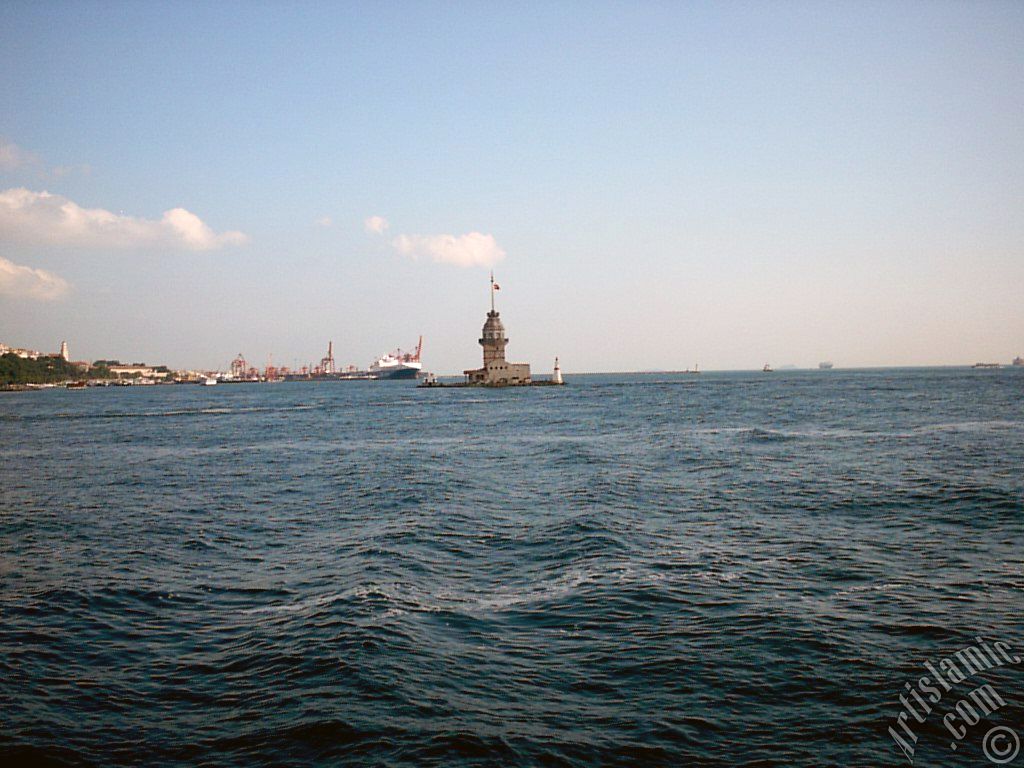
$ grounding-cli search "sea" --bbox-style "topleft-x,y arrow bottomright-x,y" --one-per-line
1,368 -> 1022,767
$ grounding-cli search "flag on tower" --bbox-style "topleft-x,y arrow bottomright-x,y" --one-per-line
493,283 -> 500,291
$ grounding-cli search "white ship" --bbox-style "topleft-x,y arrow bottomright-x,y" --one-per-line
369,337 -> 423,380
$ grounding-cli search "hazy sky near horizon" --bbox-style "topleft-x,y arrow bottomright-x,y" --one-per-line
1,0 -> 1022,372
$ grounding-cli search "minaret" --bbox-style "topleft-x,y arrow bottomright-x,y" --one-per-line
59,340 -> 69,361
552,356 -> 563,384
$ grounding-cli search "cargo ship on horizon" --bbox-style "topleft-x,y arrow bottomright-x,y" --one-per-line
369,337 -> 423,380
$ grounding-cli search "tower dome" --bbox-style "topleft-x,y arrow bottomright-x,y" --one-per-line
481,311 -> 506,342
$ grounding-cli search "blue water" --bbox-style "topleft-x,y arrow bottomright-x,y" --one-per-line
1,369 -> 1022,766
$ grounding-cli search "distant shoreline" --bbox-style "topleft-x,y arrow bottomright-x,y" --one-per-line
3,364 -> 1022,392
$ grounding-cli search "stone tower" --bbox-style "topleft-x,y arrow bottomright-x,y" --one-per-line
463,273 -> 531,386
480,310 -> 508,366
59,340 -> 69,361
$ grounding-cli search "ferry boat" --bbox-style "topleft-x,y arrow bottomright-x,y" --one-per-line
973,362 -> 1001,369
819,361 -> 834,370
369,337 -> 423,380
763,363 -> 773,372
1013,356 -> 1023,367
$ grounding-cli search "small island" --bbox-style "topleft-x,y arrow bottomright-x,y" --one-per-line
419,274 -> 564,388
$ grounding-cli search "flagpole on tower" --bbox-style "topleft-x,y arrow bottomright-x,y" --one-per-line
490,270 -> 495,313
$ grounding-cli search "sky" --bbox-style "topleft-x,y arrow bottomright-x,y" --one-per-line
1,0 -> 1022,373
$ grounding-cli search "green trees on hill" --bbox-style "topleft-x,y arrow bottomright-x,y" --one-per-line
0,354 -> 88,385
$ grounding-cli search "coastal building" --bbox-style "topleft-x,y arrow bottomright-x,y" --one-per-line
1,340 -> 82,364
463,274 -> 532,386
107,363 -> 169,379
0,343 -> 43,359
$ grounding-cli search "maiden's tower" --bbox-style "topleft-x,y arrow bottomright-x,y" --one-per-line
463,273 -> 532,386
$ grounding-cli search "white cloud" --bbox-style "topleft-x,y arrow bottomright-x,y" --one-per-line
364,215 -> 389,234
0,139 -> 36,171
0,188 -> 248,251
391,231 -> 506,268
161,207 -> 247,249
0,256 -> 69,300
315,216 -> 333,227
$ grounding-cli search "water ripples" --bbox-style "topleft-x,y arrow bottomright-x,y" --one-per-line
1,370 -> 1022,766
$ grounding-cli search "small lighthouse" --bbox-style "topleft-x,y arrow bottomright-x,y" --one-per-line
552,357 -> 563,384
59,340 -> 69,361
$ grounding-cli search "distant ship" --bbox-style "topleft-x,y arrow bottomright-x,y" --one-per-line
369,337 -> 423,380
972,362 -> 1001,369
763,363 -> 773,372
819,361 -> 834,370
1013,356 -> 1023,367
